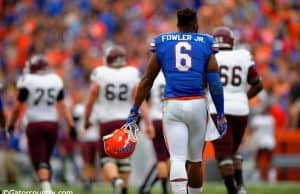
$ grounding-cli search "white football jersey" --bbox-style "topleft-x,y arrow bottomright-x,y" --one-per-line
150,71 -> 165,120
73,103 -> 99,142
17,73 -> 63,122
250,114 -> 275,149
208,49 -> 255,115
91,65 -> 140,122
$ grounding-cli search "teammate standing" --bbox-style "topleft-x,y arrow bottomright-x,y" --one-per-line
127,8 -> 227,194
139,71 -> 170,194
84,45 -> 153,194
73,103 -> 100,191
208,27 -> 263,194
250,104 -> 276,183
6,55 -> 76,191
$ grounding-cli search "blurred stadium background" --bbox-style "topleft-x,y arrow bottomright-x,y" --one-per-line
0,0 -> 299,193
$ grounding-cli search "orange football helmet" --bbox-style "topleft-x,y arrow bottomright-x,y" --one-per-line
103,123 -> 139,159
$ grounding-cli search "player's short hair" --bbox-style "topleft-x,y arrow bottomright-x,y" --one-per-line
177,8 -> 197,29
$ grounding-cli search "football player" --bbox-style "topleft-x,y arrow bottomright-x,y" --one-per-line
73,102 -> 100,191
127,8 -> 227,194
139,71 -> 170,194
208,26 -> 263,194
84,45 -> 154,194
5,55 -> 76,191
249,100 -> 276,183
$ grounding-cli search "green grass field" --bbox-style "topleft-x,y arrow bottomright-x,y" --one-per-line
2,182 -> 300,194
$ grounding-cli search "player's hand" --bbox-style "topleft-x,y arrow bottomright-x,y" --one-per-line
145,123 -> 155,139
217,113 -> 227,137
84,122 -> 91,130
69,126 -> 77,140
127,106 -> 140,124
78,129 -> 86,138
5,125 -> 14,140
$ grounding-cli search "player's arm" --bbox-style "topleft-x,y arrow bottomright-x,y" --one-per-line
134,54 -> 161,108
127,53 -> 161,123
56,90 -> 74,128
6,88 -> 28,134
206,54 -> 224,116
133,85 -> 155,138
206,54 -> 226,136
56,89 -> 77,140
83,82 -> 99,129
247,66 -> 263,99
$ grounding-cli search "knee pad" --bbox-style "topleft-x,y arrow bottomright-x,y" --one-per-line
218,158 -> 234,176
34,162 -> 51,171
170,159 -> 187,181
35,163 -> 51,181
234,154 -> 243,161
219,158 -> 233,167
100,157 -> 116,168
117,158 -> 131,173
233,154 -> 243,168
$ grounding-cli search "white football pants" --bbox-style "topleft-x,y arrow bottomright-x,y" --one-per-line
163,99 -> 207,180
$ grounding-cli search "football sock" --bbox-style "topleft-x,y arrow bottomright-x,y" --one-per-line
40,181 -> 52,191
112,177 -> 124,194
112,177 -> 123,186
170,181 -> 187,194
122,188 -> 128,194
187,186 -> 203,194
161,178 -> 169,194
223,175 -> 236,194
234,169 -> 243,186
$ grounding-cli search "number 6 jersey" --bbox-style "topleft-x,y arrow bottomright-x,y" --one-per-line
150,32 -> 217,99
90,65 -> 140,122
17,73 -> 64,122
208,49 -> 259,115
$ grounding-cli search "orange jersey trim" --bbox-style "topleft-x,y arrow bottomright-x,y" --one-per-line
164,96 -> 204,101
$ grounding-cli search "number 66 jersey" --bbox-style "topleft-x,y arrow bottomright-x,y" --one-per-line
90,65 -> 140,122
208,49 -> 259,115
17,73 -> 64,122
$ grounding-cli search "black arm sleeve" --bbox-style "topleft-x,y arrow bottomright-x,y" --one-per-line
17,88 -> 29,102
56,89 -> 65,101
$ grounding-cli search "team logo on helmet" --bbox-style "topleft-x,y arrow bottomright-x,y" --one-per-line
103,123 -> 139,159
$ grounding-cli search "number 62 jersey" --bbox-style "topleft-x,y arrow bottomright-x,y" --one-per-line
17,73 -> 64,122
208,49 -> 259,116
90,65 -> 140,122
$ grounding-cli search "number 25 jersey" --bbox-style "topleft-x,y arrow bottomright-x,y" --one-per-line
17,73 -> 64,122
150,32 -> 217,99
90,65 -> 140,122
208,49 -> 259,115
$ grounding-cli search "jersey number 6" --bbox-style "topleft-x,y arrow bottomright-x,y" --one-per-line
175,42 -> 192,72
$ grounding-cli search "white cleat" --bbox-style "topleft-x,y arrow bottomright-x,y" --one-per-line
113,178 -> 124,194
237,186 -> 247,194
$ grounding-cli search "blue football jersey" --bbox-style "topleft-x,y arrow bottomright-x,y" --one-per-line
150,32 -> 217,98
